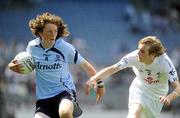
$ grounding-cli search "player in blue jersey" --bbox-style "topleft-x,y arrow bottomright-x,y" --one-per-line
8,12 -> 105,118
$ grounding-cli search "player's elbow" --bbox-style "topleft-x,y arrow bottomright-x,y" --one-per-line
108,65 -> 119,75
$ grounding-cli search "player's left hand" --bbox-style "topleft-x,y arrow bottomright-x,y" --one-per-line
96,85 -> 105,102
85,80 -> 105,102
159,96 -> 171,106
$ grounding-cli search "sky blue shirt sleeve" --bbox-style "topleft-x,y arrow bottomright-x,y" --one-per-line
67,44 -> 85,64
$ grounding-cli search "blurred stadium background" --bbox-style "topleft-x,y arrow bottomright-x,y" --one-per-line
0,0 -> 180,118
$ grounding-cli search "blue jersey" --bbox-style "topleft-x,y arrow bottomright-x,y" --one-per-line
26,38 -> 85,99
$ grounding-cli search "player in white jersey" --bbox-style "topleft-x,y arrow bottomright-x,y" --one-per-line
87,36 -> 180,118
8,12 -> 105,118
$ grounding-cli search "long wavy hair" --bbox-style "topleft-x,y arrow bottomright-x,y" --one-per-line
29,12 -> 70,39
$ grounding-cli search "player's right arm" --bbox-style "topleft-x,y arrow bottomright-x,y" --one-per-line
8,60 -> 24,74
88,51 -> 135,86
90,64 -> 119,83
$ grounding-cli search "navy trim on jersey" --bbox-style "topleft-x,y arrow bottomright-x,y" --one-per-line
74,50 -> 78,64
35,45 -> 40,48
50,47 -> 65,61
37,42 -> 65,61
39,43 -> 45,50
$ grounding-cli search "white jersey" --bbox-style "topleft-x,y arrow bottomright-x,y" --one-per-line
26,38 -> 85,99
115,50 -> 178,100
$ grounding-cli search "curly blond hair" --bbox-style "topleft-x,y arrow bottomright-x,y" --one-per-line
29,12 -> 69,39
138,36 -> 166,57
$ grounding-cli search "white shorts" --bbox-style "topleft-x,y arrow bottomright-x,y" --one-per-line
129,94 -> 163,118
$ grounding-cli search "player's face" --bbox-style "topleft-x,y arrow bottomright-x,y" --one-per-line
138,44 -> 151,62
40,23 -> 58,42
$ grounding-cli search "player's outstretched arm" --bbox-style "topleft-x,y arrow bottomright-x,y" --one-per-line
160,80 -> 180,106
90,64 -> 119,83
79,60 -> 105,101
85,64 -> 119,101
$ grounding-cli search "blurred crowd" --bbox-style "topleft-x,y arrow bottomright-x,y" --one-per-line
123,0 -> 180,35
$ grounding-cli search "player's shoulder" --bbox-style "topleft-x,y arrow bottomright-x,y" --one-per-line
28,38 -> 40,47
124,50 -> 138,58
158,53 -> 173,67
130,50 -> 138,55
55,38 -> 74,49
119,50 -> 138,64
159,53 -> 171,62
